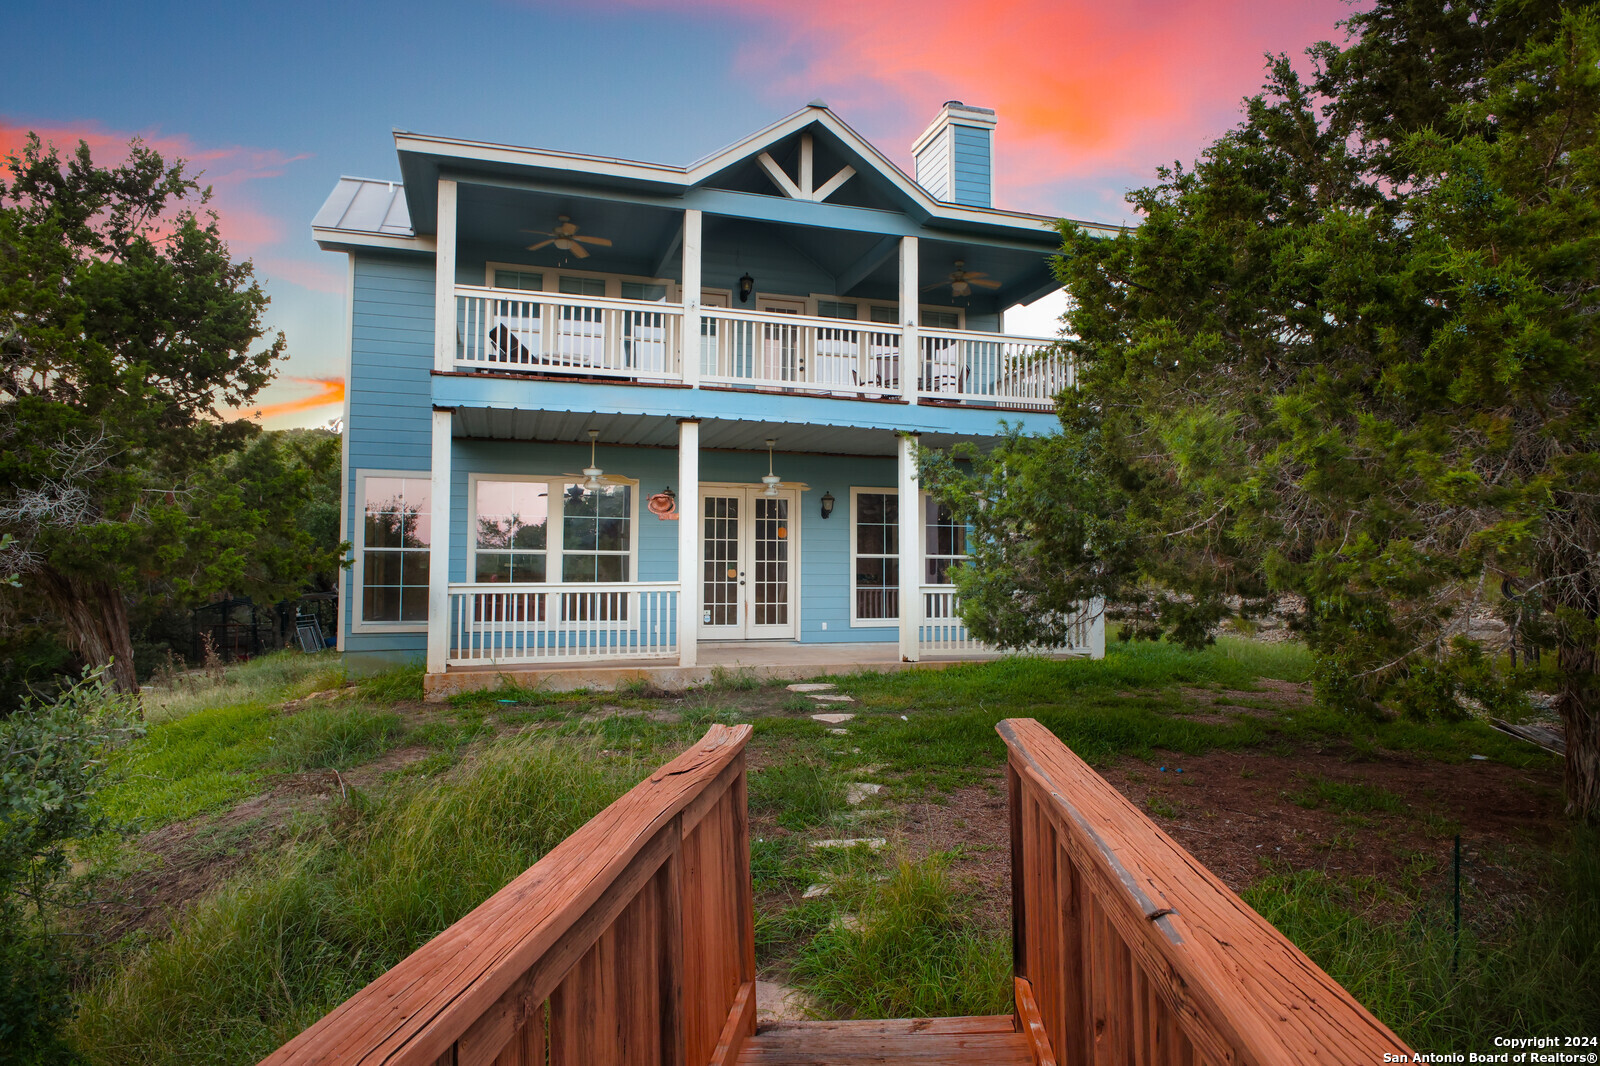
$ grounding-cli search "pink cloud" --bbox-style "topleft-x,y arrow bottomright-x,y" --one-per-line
0,120 -> 310,268
224,376 -> 346,426
608,0 -> 1356,213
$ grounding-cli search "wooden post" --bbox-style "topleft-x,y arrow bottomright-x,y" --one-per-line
681,209 -> 702,388
897,432 -> 920,662
426,408 -> 453,675
677,419 -> 700,667
899,235 -> 919,405
434,179 -> 457,373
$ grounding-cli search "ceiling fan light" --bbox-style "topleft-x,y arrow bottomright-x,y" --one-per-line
761,474 -> 782,496
952,281 -> 971,297
583,467 -> 604,490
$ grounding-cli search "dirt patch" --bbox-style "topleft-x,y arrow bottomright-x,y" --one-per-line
86,747 -> 440,944
1099,747 -> 1563,905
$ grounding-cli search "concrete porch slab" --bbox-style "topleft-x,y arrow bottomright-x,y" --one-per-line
422,641 -> 1027,702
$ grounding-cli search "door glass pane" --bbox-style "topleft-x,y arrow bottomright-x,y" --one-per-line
753,497 -> 789,626
702,496 -> 740,627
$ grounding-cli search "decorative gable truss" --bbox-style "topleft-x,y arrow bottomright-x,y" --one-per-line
756,133 -> 857,202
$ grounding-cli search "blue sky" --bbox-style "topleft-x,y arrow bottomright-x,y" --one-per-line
5,0 -> 1357,425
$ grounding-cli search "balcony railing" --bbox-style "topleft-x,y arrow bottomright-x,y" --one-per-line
455,285 -> 683,380
448,581 -> 679,666
455,286 -> 1068,409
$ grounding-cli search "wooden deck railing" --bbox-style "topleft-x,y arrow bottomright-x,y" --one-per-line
259,724 -> 756,1066
999,718 -> 1414,1066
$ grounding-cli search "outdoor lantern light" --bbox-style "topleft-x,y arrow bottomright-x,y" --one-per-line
762,438 -> 782,496
738,273 -> 754,303
583,429 -> 604,490
820,491 -> 835,519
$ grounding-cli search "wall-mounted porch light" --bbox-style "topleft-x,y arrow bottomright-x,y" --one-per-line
819,491 -> 835,519
738,273 -> 754,303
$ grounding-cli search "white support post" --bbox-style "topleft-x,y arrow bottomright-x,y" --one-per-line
1088,597 -> 1107,659
433,179 -> 457,373
681,209 -> 702,388
899,236 -> 919,405
677,420 -> 701,666
897,432 -> 920,662
426,408 -> 453,675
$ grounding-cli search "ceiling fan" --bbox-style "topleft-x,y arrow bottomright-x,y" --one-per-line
522,215 -> 613,259
559,430 -> 626,495
924,259 -> 1001,298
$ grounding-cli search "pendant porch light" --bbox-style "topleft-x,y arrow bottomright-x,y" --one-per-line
583,429 -> 604,490
762,439 -> 782,496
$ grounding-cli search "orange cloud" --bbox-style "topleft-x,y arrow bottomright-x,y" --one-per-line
608,0 -> 1355,213
227,377 -> 346,425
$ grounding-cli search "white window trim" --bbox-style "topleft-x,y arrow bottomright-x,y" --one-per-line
484,261 -> 680,302
467,472 -> 640,586
806,293 -> 965,330
849,486 -> 900,628
352,468 -> 431,635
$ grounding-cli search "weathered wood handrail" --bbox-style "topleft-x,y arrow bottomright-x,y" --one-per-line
260,724 -> 756,1066
999,718 -> 1413,1066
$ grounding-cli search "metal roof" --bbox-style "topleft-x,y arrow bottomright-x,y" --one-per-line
312,177 -> 413,237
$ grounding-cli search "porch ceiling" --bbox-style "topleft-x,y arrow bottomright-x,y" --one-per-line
450,407 -> 994,457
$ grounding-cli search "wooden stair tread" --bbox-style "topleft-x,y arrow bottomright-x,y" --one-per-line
735,1015 -> 1031,1065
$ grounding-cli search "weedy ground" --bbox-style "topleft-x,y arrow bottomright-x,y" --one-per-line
62,639 -> 1597,1064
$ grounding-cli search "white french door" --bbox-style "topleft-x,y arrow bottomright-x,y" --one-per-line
699,486 -> 799,640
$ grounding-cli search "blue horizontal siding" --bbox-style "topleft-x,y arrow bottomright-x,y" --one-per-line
950,125 -> 992,208
343,253 -> 436,648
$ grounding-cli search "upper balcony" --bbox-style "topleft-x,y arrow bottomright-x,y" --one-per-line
451,283 -> 1070,410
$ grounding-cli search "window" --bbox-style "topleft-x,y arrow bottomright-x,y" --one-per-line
359,474 -> 431,625
494,269 -> 544,291
869,304 -> 898,325
816,299 -> 859,319
922,309 -> 961,329
558,275 -> 607,297
852,490 -> 898,623
561,483 -> 632,581
468,477 -> 636,586
620,281 -> 668,302
473,481 -> 549,582
924,496 -> 968,583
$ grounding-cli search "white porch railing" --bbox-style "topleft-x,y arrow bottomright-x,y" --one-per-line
917,330 -> 1071,409
919,586 -> 1099,656
447,582 -> 678,666
455,285 -> 683,380
454,285 -> 1072,409
700,307 -> 903,398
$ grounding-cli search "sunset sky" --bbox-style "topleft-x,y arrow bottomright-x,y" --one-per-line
5,0 -> 1361,427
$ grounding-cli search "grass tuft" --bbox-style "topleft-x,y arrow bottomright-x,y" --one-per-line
749,761 -> 845,831
269,706 -> 404,771
791,856 -> 1012,1019
71,734 -> 644,1066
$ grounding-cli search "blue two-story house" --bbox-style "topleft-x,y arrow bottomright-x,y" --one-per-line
313,101 -> 1109,697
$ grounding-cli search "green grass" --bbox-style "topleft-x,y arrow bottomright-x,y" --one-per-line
1288,774 -> 1406,814
70,734 -> 643,1066
750,761 -> 846,831
141,651 -> 345,724
790,855 -> 1012,1019
1243,828 -> 1600,1051
269,706 -> 405,771
97,701 -> 280,828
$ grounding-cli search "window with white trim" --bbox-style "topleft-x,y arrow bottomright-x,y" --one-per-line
468,477 -> 636,584
473,481 -> 549,583
358,474 -> 431,624
852,489 -> 899,623
923,496 -> 968,584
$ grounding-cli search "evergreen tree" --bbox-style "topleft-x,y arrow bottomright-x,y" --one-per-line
924,2 -> 1600,818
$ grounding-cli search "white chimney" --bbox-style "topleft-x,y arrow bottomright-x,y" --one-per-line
911,101 -> 997,207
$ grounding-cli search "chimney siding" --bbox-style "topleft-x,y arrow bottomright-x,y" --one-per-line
912,102 -> 996,208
